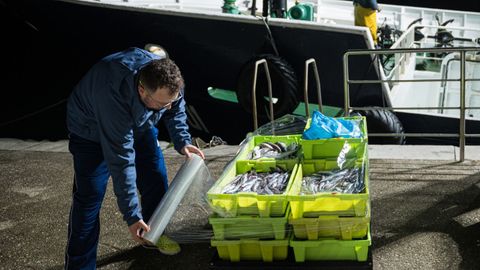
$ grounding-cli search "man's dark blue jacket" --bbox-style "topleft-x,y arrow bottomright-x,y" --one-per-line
67,47 -> 192,226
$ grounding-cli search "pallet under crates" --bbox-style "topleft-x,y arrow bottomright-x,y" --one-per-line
209,248 -> 373,270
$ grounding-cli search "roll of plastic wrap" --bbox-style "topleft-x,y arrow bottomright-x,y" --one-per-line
143,154 -> 206,245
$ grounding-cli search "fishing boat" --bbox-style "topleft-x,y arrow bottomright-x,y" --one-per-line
1,0 -> 479,144
372,21 -> 480,145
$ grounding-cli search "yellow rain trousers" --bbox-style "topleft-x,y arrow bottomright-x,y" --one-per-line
354,4 -> 377,44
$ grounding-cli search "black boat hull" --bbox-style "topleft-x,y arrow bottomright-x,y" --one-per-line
396,111 -> 480,145
1,0 -> 386,144
4,0 -> 478,145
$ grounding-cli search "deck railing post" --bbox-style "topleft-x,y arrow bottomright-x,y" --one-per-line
343,53 -> 350,116
459,50 -> 466,162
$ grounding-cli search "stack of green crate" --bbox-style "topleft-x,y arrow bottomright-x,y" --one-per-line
288,116 -> 372,262
207,135 -> 301,262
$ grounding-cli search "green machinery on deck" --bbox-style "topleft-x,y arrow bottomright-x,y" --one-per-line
222,0 -> 314,22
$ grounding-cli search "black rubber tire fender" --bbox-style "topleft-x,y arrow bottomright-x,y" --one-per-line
236,54 -> 299,119
352,107 -> 406,144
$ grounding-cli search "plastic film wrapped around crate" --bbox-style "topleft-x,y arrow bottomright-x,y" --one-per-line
252,114 -> 307,136
209,207 -> 291,240
143,154 -> 213,245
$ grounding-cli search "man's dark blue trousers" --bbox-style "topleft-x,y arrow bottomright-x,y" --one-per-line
65,127 -> 168,270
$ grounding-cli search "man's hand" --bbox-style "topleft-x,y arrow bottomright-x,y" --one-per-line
128,219 -> 150,244
181,144 -> 205,159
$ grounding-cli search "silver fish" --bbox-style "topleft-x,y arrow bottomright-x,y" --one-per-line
221,168 -> 291,195
300,168 -> 365,195
249,142 -> 300,160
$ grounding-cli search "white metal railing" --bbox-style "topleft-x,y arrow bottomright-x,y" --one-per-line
386,24 -> 480,82
343,47 -> 480,161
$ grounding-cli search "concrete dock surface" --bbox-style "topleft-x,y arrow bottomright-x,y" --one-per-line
1,139 -> 479,269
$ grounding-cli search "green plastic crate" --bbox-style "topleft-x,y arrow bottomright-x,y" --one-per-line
209,208 -> 290,240
207,160 -> 298,217
301,116 -> 368,159
236,135 -> 302,161
290,228 -> 371,262
287,159 -> 369,218
211,236 -> 289,262
289,205 -> 370,240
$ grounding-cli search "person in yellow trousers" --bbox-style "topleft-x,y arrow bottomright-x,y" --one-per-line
353,0 -> 380,45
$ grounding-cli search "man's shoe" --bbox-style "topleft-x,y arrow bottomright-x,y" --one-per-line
156,235 -> 181,255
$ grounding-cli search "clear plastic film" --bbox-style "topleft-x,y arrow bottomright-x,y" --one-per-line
300,141 -> 366,195
161,160 -> 296,243
209,208 -> 291,240
145,139 -> 368,245
234,114 -> 305,159
207,204 -> 370,242
252,114 -> 307,136
143,154 -> 215,245
208,206 -> 370,241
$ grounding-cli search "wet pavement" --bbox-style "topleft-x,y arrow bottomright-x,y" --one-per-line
0,140 -> 479,269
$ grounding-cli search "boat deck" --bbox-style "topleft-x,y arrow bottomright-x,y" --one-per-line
1,139 -> 479,269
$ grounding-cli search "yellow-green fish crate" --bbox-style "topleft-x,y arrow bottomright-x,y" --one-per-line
207,159 -> 298,217
287,159 -> 369,218
289,227 -> 371,262
209,207 -> 290,240
301,116 -> 368,159
211,236 -> 290,262
288,205 -> 370,240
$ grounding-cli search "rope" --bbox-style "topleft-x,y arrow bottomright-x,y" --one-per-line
0,98 -> 67,127
258,16 -> 280,56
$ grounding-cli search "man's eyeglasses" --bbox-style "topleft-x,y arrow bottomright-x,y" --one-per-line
140,81 -> 183,109
145,91 -> 182,109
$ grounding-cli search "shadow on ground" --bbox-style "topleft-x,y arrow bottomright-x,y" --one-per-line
371,160 -> 480,269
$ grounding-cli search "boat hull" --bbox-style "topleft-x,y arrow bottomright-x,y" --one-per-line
396,111 -> 480,145
1,0 -> 386,144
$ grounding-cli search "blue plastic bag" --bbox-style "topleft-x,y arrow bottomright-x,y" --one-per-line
302,111 -> 362,140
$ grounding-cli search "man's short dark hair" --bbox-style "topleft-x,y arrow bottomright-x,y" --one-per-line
139,58 -> 184,95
